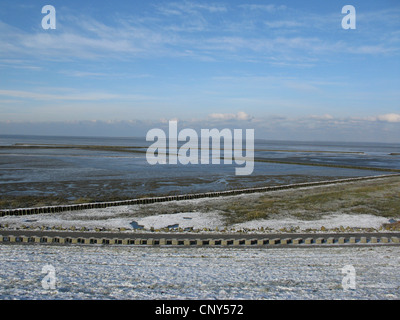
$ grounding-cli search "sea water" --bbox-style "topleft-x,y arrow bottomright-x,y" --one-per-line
0,135 -> 399,200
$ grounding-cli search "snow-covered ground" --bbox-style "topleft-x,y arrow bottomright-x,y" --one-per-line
0,208 -> 392,233
0,200 -> 393,233
0,189 -> 398,300
233,213 -> 390,231
0,244 -> 399,300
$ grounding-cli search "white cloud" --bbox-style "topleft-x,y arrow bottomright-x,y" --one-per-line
1,5 -> 397,65
1,113 -> 400,142
309,114 -> 334,120
0,89 -> 118,101
348,45 -> 397,55
236,111 -> 251,120
376,113 -> 400,123
239,4 -> 287,12
265,20 -> 304,29
157,1 -> 227,15
0,89 -> 156,102
208,111 -> 251,121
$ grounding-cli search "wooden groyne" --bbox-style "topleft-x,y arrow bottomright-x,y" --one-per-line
1,174 -> 399,217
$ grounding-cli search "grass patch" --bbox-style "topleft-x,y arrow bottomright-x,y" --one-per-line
221,177 -> 400,225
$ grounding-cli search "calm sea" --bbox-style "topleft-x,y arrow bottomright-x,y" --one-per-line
0,135 -> 399,201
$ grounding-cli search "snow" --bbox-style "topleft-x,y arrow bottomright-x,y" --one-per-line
0,206 -> 392,232
0,197 -> 399,300
0,244 -> 399,300
0,191 -> 398,299
233,214 -> 389,231
133,212 -> 223,230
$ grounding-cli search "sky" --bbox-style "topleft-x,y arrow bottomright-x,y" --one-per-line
0,0 -> 399,142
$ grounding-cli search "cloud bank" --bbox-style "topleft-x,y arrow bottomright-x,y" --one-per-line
1,113 -> 399,143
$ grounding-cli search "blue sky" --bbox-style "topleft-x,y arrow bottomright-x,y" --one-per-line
0,0 -> 399,141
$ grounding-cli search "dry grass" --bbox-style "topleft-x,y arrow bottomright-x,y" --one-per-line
220,176 -> 400,225
2,175 -> 399,230
98,176 -> 400,227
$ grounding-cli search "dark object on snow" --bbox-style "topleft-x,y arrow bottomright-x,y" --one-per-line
130,221 -> 144,230
167,224 -> 179,230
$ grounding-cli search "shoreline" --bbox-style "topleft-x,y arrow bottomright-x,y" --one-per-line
1,174 -> 400,235
2,173 -> 399,214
